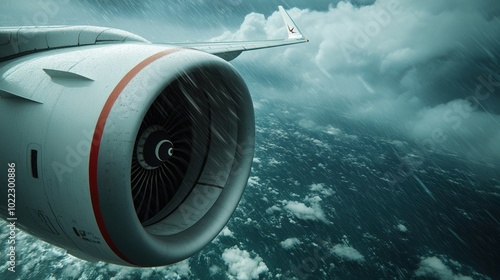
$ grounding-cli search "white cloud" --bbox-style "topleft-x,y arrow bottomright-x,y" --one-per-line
331,244 -> 365,263
222,246 -> 269,280
247,176 -> 260,187
212,12 -> 267,41
219,226 -> 235,238
283,195 -> 329,223
407,99 -> 500,162
323,125 -> 343,136
310,183 -> 335,196
415,256 -> 472,280
310,183 -> 325,191
300,120 -> 360,142
298,119 -> 319,130
266,205 -> 281,214
396,224 -> 408,232
312,139 -> 331,150
209,265 -> 221,276
268,158 -> 281,166
280,238 -> 302,250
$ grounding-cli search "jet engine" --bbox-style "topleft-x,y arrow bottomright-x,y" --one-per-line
0,43 -> 254,266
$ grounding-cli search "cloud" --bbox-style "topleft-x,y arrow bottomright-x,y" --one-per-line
209,265 -> 221,276
219,226 -> 235,238
266,205 -> 281,214
331,244 -> 365,262
280,238 -> 302,250
407,99 -> 500,163
309,183 -> 335,196
298,119 -> 359,141
323,126 -> 343,136
396,224 -> 408,232
283,195 -> 329,223
220,0 -> 500,164
212,12 -> 267,41
222,246 -> 269,280
414,256 -> 472,280
247,176 -> 261,187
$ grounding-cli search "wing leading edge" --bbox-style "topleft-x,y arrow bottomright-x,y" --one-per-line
0,6 -> 307,62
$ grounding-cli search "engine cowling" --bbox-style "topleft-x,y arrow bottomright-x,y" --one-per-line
0,44 -> 254,266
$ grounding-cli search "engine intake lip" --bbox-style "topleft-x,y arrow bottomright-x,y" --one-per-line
94,49 -> 254,266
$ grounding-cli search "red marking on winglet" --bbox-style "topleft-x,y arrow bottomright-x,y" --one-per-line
89,48 -> 181,265
288,26 -> 296,33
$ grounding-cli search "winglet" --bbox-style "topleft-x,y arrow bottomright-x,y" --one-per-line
278,6 -> 306,41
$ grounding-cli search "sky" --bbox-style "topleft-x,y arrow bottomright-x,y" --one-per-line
3,0 -> 498,165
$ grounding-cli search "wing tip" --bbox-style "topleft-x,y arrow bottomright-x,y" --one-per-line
278,6 -> 307,41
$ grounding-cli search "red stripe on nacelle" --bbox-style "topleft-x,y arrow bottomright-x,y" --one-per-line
89,48 -> 181,265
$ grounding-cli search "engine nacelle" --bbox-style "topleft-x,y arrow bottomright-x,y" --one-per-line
0,44 -> 254,266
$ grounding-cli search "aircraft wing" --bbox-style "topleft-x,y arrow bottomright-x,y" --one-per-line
178,6 -> 308,61
0,6 -> 307,62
